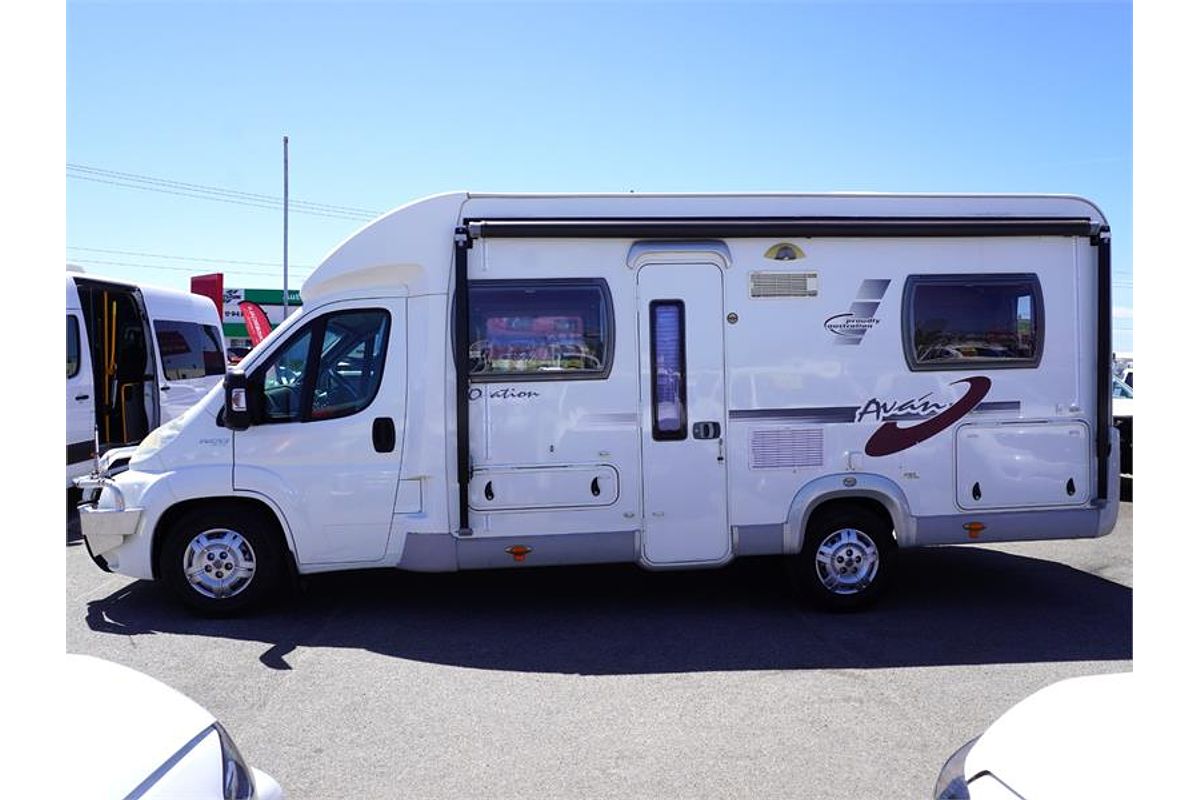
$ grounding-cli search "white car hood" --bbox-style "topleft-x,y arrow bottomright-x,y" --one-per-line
64,655 -> 215,798
964,672 -> 1133,798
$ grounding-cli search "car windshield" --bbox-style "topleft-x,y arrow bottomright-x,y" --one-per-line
1112,378 -> 1133,399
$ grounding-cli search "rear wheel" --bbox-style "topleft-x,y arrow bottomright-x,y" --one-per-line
792,506 -> 896,611
159,506 -> 284,615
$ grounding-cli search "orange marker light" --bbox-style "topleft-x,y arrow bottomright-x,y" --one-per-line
963,522 -> 987,539
505,545 -> 533,562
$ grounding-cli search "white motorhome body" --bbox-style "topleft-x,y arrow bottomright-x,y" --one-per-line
67,272 -> 226,485
77,192 -> 1120,612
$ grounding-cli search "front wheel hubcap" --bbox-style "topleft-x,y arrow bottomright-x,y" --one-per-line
814,528 -> 880,595
183,529 -> 256,599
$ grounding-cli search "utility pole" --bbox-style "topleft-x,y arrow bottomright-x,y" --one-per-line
283,134 -> 290,315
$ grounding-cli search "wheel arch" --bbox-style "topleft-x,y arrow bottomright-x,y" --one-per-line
151,494 -> 299,581
784,473 -> 916,554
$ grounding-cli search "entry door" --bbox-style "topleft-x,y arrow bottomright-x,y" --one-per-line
638,263 -> 730,565
67,311 -> 96,472
233,298 -> 406,565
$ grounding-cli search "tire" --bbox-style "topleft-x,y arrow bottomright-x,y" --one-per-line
792,506 -> 896,611
158,506 -> 285,616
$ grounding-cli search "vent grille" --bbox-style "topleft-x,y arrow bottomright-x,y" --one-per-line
750,428 -> 823,469
750,271 -> 819,298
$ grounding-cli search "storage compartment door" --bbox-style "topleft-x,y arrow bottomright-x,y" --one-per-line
956,421 -> 1091,509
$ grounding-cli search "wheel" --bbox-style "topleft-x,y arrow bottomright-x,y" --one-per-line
792,506 -> 896,611
158,506 -> 284,615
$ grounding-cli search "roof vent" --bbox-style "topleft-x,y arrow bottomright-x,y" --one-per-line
750,271 -> 818,298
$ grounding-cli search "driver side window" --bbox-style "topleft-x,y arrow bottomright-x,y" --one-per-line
261,330 -> 313,423
257,309 -> 390,424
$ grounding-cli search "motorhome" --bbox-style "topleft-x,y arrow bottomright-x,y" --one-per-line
76,192 -> 1120,613
67,270 -> 226,485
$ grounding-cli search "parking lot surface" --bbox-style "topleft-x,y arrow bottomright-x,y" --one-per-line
67,504 -> 1131,799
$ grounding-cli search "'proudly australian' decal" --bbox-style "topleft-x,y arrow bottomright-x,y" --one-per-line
825,279 -> 890,345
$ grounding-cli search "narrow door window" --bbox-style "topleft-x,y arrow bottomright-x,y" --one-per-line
650,300 -> 687,441
67,315 -> 81,377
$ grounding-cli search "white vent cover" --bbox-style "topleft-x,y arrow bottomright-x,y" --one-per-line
750,271 -> 819,298
750,428 -> 824,469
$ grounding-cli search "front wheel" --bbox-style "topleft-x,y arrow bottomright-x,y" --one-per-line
792,507 -> 896,611
159,506 -> 284,615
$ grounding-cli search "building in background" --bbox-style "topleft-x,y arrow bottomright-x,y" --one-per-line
190,273 -> 301,362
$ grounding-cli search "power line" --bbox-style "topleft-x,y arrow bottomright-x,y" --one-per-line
70,257 -> 314,278
68,173 -> 373,222
68,163 -> 383,216
67,163 -> 383,222
67,245 -> 316,270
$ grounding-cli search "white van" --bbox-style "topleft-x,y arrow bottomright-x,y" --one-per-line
76,192 -> 1121,613
67,271 -> 226,485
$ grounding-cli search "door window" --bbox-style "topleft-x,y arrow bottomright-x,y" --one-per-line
67,315 -> 81,378
256,309 -> 390,424
650,300 -> 687,441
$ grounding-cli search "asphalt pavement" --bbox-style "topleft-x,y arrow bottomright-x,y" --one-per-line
66,504 -> 1132,799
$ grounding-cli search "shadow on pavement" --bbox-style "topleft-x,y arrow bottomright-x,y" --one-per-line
84,545 -> 1131,676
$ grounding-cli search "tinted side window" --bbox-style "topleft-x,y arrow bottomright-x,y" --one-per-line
468,280 -> 611,380
904,275 -> 1042,370
311,311 -> 390,420
256,309 -> 390,424
155,320 -> 226,380
67,315 -> 81,378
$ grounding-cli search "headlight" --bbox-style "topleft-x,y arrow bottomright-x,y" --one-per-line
215,722 -> 257,800
934,736 -> 978,799
130,416 -> 185,464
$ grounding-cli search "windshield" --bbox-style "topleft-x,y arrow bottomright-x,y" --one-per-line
1112,378 -> 1133,399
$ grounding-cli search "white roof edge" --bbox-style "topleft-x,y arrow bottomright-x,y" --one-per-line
456,190 -> 1107,225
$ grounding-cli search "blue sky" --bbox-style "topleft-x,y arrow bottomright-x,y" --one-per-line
66,0 -> 1132,350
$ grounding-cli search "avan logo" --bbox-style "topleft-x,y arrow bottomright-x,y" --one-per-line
863,376 -> 991,457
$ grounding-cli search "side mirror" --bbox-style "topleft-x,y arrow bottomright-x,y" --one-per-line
224,369 -> 252,431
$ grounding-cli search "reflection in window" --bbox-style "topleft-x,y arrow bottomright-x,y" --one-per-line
907,276 -> 1041,369
651,300 -> 687,441
468,281 -> 610,379
155,320 -> 226,380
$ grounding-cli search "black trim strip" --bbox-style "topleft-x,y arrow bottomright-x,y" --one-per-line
467,217 -> 1095,240
730,407 -> 858,423
454,230 -> 472,535
1095,229 -> 1112,502
67,440 -> 93,465
729,400 -> 1021,424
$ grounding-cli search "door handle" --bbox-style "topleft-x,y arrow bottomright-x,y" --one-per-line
372,417 -> 396,453
160,385 -> 171,391
75,394 -> 89,401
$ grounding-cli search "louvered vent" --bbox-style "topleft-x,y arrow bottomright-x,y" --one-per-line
750,428 -> 824,469
749,271 -> 819,298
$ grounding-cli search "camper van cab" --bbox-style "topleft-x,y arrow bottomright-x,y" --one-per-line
67,271 -> 226,485
76,192 -> 1121,613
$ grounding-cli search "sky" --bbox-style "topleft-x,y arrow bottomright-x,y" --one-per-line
65,0 -> 1132,351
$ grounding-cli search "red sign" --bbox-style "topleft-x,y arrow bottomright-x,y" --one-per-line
190,273 -> 224,317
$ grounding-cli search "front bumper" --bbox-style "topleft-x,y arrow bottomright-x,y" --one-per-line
74,475 -> 144,561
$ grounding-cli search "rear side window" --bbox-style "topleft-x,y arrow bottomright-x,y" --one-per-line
904,275 -> 1043,370
155,320 -> 226,380
67,315 -> 81,378
467,279 -> 612,380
